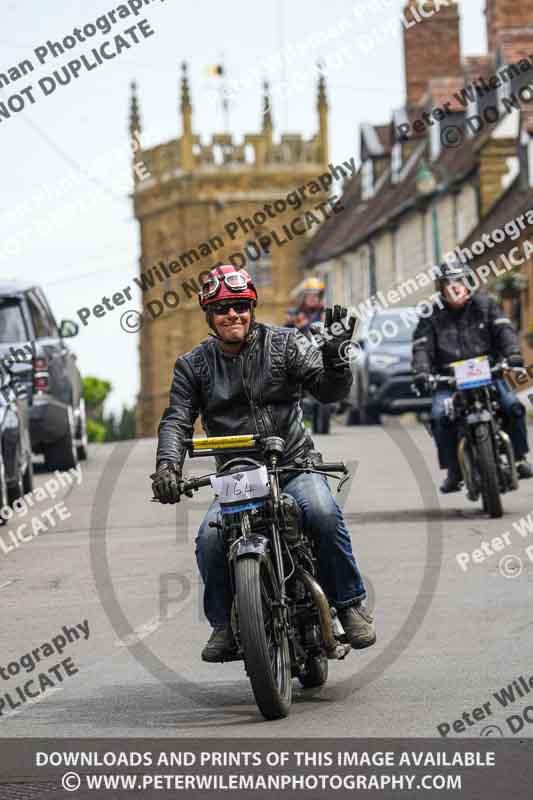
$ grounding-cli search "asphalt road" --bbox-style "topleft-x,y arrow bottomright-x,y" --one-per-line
1,419 -> 533,739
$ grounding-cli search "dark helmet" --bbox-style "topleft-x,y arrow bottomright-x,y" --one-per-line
436,259 -> 474,291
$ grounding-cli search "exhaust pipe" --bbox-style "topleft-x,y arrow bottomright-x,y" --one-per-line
458,438 -> 477,501
498,431 -> 518,490
299,569 -> 350,660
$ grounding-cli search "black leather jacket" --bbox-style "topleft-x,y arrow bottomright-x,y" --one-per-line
156,321 -> 352,471
412,293 -> 520,374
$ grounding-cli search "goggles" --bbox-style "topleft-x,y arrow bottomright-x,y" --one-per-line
201,271 -> 249,300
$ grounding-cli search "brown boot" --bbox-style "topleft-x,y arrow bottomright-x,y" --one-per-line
337,603 -> 376,650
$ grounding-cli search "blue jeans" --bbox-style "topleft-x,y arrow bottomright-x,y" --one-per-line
195,472 -> 366,627
431,378 -> 529,471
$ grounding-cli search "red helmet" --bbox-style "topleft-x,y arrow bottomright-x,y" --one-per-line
199,265 -> 258,308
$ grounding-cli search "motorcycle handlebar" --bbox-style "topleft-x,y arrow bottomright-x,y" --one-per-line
153,460 -> 349,502
313,462 -> 347,473
428,361 -> 524,388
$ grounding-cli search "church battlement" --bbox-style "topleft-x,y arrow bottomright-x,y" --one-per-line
129,63 -> 328,187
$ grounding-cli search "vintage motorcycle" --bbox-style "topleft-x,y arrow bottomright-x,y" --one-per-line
425,357 -> 525,518
164,433 -> 352,720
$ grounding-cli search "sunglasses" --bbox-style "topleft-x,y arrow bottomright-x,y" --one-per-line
201,271 -> 248,300
211,300 -> 252,316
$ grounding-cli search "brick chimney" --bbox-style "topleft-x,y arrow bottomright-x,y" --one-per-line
403,0 -> 462,109
486,0 -> 533,54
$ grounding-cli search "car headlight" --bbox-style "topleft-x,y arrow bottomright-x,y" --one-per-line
369,354 -> 401,369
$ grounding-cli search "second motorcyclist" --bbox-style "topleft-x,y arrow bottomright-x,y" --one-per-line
412,260 -> 532,493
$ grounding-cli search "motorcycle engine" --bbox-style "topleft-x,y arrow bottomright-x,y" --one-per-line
279,493 -> 302,545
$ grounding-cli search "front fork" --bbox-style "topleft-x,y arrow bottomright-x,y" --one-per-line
460,419 -> 513,497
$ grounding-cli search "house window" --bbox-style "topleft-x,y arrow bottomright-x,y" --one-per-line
361,159 -> 374,200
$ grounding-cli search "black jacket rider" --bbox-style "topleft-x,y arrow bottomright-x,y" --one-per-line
156,321 -> 352,473
412,293 -> 521,374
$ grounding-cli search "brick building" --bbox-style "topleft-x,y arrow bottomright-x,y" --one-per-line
303,0 -> 533,361
131,65 -> 330,436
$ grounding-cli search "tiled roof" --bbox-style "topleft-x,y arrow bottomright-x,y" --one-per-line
303,125 -> 484,268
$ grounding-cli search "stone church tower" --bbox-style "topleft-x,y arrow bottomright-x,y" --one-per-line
131,64 -> 330,437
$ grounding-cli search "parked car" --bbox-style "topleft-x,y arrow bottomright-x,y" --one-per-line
346,307 -> 431,425
0,282 -> 87,470
0,359 -> 33,516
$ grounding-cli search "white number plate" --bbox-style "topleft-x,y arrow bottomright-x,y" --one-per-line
453,355 -> 492,389
210,465 -> 270,504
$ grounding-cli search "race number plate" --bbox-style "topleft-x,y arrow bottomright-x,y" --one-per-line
452,355 -> 492,389
210,465 -> 270,504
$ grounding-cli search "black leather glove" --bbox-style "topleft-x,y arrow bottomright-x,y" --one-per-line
150,461 -> 191,504
413,372 -> 430,393
508,353 -> 524,368
321,305 -> 357,368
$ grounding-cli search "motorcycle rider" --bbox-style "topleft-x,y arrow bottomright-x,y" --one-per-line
413,259 -> 533,493
151,264 -> 375,662
297,276 -> 326,324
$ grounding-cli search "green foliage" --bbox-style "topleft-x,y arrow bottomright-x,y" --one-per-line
83,376 -> 113,420
82,375 -> 136,442
87,418 -> 107,443
104,406 -> 137,441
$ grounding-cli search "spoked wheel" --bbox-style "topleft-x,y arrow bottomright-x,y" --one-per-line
475,425 -> 503,518
235,555 -> 292,720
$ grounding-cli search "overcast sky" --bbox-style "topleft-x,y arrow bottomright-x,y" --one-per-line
0,0 -> 485,413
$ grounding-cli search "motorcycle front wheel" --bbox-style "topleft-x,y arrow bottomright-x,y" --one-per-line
235,555 -> 292,720
475,425 -> 503,518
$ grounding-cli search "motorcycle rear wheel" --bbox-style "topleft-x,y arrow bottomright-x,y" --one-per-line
235,555 -> 292,720
475,425 -> 503,518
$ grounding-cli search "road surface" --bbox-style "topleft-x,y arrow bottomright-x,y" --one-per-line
1,419 -> 532,739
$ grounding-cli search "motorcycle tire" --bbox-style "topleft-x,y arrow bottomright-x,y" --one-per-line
475,425 -> 503,519
235,555 -> 292,720
298,654 -> 328,689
